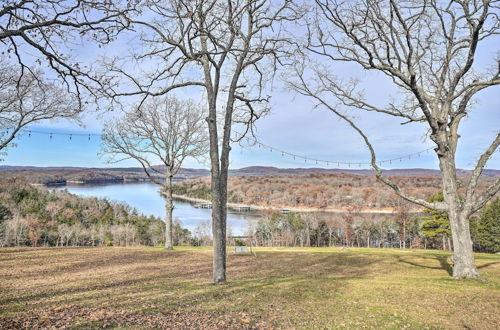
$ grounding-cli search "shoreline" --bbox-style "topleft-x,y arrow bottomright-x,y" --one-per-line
43,181 -> 421,215
172,194 -> 422,214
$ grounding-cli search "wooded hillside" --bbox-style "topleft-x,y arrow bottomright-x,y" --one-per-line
0,179 -> 192,247
174,173 -> 498,210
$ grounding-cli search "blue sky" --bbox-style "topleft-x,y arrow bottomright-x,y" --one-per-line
2,13 -> 499,171
4,82 -> 498,170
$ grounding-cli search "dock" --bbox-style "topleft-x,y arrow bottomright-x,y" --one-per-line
194,203 -> 212,209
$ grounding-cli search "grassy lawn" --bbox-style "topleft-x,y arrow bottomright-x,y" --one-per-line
0,247 -> 499,329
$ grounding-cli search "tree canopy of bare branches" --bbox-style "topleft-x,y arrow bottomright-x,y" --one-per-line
0,58 -> 80,159
290,0 -> 500,278
101,96 -> 208,249
0,0 -> 134,108
101,0 -> 300,283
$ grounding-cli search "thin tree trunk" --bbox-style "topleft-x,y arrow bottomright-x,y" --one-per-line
208,119 -> 227,283
211,178 -> 226,283
403,222 -> 406,249
165,173 -> 174,250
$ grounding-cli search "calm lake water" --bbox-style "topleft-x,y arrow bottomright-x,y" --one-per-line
54,182 -> 261,235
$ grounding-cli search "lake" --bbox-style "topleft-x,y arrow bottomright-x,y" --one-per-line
55,182 -> 262,235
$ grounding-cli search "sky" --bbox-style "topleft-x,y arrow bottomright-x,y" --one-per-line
2,6 -> 499,171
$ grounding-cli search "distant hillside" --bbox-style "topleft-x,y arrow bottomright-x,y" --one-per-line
1,165 -> 499,185
230,166 -> 500,177
174,172 -> 499,210
2,165 -> 499,177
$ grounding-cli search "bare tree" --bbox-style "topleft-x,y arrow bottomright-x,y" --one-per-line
0,58 -> 79,158
0,1 -> 134,152
101,96 -> 208,249
290,0 -> 499,278
102,0 -> 299,283
0,0 -> 133,102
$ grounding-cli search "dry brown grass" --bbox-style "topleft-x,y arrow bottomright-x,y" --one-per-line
0,247 -> 499,329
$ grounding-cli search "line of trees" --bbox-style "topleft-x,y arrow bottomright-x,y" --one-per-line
251,212 -> 421,249
0,179 -> 193,247
1,177 -> 497,253
249,197 -> 499,253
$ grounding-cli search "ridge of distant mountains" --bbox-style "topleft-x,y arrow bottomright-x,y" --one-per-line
1,165 -> 499,177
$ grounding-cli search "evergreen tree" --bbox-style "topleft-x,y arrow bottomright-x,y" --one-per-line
0,204 -> 12,222
470,198 -> 500,253
421,192 -> 451,250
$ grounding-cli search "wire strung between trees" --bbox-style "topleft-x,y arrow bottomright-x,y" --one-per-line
6,127 -> 435,167
16,129 -> 101,141
236,133 -> 434,167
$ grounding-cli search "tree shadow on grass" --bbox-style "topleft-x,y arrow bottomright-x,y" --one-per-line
1,251 -> 375,315
477,262 -> 500,269
396,255 -> 453,276
397,254 -> 500,277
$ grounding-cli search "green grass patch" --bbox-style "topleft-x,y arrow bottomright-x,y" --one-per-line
0,246 -> 498,329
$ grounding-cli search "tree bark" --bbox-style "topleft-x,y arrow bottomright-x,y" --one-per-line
211,175 -> 227,283
438,149 -> 480,278
450,212 -> 479,278
207,98 -> 227,284
164,173 -> 174,250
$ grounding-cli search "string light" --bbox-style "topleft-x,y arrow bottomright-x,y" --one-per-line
19,129 -> 101,138
236,131 -> 433,168
16,127 -> 434,168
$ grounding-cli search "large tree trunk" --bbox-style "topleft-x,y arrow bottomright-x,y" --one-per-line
439,152 -> 480,278
450,212 -> 479,278
164,174 -> 174,250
